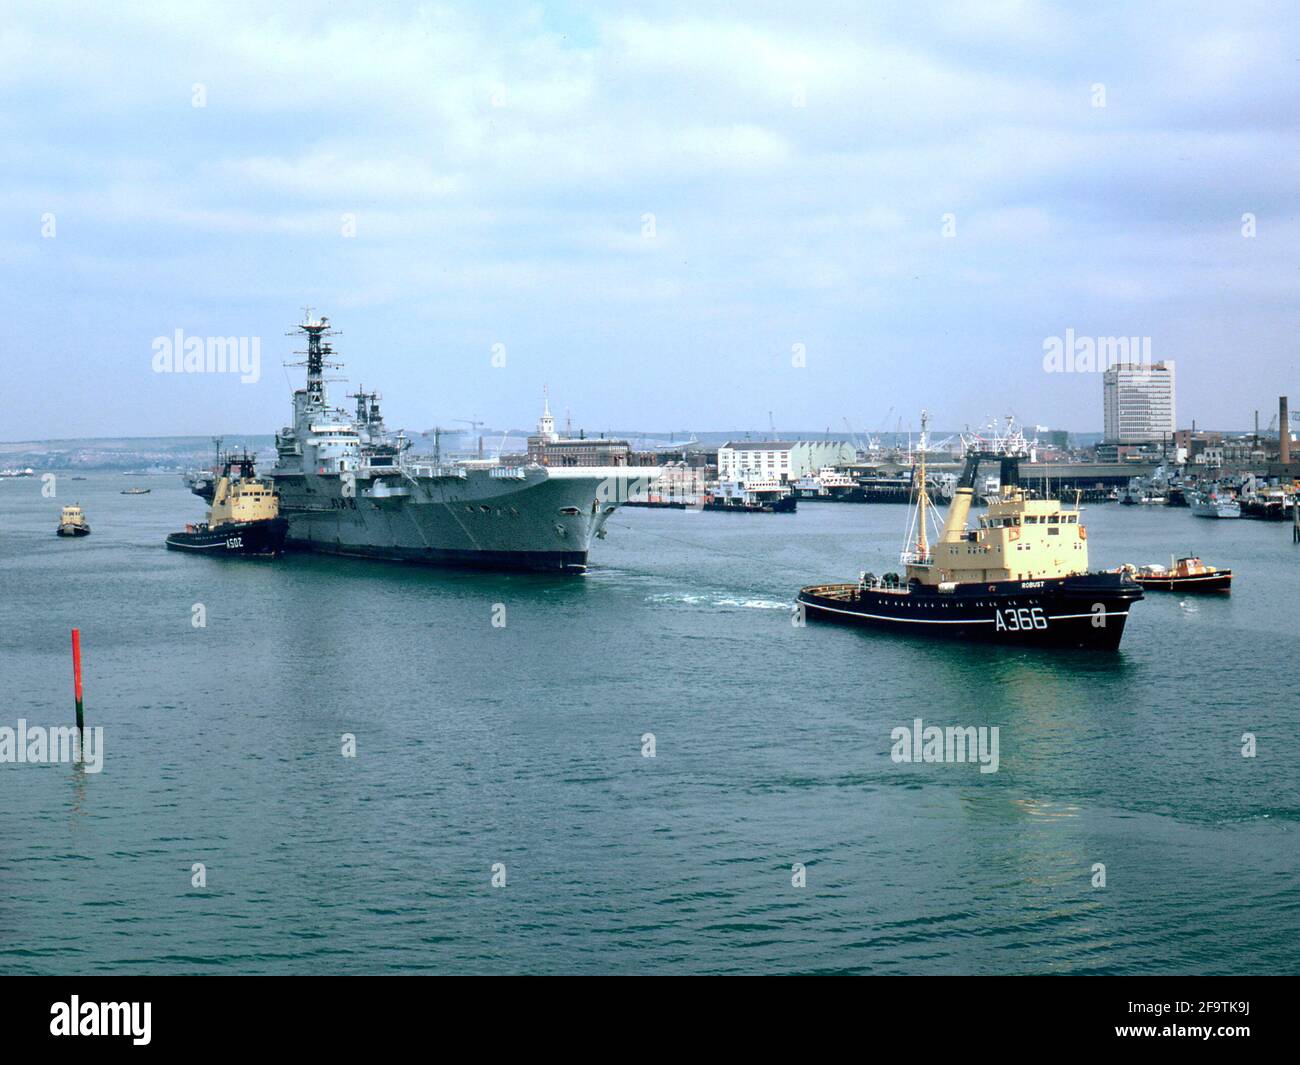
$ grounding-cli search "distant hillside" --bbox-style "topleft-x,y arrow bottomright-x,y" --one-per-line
0,435 -> 276,471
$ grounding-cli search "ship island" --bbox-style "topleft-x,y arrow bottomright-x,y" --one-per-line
195,313 -> 658,572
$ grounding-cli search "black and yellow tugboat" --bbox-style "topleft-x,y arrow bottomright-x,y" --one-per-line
797,416 -> 1143,650
165,453 -> 288,557
56,504 -> 91,537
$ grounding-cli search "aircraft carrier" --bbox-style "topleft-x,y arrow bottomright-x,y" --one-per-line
260,313 -> 656,572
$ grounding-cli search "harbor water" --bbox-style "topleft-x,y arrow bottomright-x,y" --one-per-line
1,475 -> 1296,974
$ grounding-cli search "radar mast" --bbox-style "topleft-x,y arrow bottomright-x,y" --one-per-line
286,309 -> 343,407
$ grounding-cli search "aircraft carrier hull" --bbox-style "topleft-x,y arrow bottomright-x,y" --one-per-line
272,466 -> 650,573
283,540 -> 588,571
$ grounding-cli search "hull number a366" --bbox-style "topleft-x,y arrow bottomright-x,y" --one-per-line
995,606 -> 1047,632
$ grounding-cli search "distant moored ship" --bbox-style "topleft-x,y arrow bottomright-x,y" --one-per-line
1188,487 -> 1240,518
703,475 -> 797,513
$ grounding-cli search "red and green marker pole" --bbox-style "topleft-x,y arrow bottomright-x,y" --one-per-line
71,628 -> 84,735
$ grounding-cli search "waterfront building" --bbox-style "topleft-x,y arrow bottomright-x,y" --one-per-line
717,440 -> 856,483
652,461 -> 709,501
526,390 -> 631,466
1103,361 -> 1176,443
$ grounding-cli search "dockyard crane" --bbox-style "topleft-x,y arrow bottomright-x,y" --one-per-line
873,406 -> 894,452
843,418 -> 867,452
453,417 -> 486,459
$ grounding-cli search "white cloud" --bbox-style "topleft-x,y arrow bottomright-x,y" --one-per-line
2,0 -> 1298,437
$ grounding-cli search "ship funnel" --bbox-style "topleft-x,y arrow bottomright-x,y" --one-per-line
940,451 -> 981,542
940,488 -> 974,542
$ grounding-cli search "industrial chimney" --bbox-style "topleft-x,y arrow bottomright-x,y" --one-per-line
1282,396 -> 1291,464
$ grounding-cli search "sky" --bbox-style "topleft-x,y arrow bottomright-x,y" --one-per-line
1,0 -> 1297,441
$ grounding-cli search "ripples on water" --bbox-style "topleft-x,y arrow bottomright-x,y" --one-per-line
0,477 -> 1296,973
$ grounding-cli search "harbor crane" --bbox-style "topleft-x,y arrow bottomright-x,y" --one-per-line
842,418 -> 867,452
453,417 -> 485,459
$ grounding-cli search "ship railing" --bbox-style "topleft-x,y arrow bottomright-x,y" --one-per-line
359,459 -> 400,475
406,463 -> 468,480
899,550 -> 933,567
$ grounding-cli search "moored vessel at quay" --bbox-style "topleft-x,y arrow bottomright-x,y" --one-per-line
797,416 -> 1142,650
702,475 -> 797,513
1238,487 -> 1291,521
1188,487 -> 1240,518
792,466 -> 858,499
267,313 -> 658,572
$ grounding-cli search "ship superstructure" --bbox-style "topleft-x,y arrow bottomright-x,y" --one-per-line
269,312 -> 656,571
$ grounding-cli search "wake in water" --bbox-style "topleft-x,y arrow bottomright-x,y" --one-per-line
646,592 -> 790,611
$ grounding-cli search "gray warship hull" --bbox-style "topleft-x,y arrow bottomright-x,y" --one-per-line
273,465 -> 651,572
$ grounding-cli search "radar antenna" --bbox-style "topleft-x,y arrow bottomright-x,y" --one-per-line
286,309 -> 343,406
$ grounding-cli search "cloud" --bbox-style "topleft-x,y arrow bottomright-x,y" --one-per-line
1,0 -> 1298,438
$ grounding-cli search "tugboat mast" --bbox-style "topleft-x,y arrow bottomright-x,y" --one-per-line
902,410 -> 933,568
915,410 -> 930,561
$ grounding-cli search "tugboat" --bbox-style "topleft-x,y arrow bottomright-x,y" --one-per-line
165,452 -> 288,557
56,504 -> 91,537
796,415 -> 1143,650
1121,557 -> 1232,593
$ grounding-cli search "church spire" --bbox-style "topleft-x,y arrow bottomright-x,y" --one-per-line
538,385 -> 558,442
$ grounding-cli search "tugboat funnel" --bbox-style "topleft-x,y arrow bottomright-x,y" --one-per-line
940,487 -> 975,542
